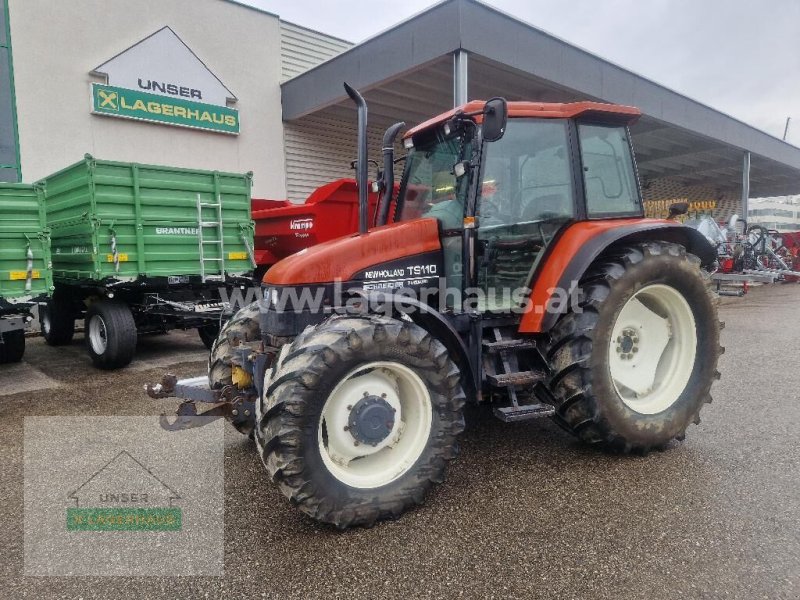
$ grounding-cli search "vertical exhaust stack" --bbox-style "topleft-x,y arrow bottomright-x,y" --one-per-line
377,121 -> 405,227
344,83 -> 369,235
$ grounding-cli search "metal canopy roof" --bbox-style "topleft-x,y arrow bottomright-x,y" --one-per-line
281,0 -> 800,197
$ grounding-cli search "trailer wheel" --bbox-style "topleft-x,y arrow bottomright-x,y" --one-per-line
0,329 -> 25,364
208,301 -> 261,389
41,295 -> 75,346
85,301 -> 137,370
256,315 -> 466,528
545,242 -> 720,452
197,323 -> 219,350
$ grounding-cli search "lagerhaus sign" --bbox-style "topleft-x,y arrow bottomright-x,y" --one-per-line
90,26 -> 239,135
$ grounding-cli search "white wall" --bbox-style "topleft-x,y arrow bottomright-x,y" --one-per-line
9,0 -> 286,198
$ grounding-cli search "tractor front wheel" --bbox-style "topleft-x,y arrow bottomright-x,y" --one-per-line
256,315 -> 466,528
545,242 -> 721,452
208,301 -> 261,389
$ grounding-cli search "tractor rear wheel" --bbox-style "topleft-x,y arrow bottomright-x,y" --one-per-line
208,301 -> 261,389
0,329 -> 25,363
255,315 -> 466,528
545,242 -> 721,452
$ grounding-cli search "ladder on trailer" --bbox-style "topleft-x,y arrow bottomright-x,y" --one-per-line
196,193 -> 225,282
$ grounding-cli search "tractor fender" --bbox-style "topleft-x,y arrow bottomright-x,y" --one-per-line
520,219 -> 717,333
354,290 -> 478,402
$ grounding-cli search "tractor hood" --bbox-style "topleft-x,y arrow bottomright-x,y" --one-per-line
263,218 -> 442,286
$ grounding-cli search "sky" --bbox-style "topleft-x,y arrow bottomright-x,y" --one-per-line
243,0 -> 800,146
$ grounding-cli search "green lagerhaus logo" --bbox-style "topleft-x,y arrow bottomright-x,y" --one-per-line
66,450 -> 182,531
92,83 -> 239,135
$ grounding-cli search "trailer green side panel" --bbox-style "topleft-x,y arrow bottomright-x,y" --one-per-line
0,183 -> 53,301
41,156 -> 254,282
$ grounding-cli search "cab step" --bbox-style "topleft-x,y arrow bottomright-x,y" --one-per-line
486,370 -> 546,388
482,338 -> 537,353
493,403 -> 555,422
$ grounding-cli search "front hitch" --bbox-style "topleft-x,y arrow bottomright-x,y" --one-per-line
145,374 -> 257,436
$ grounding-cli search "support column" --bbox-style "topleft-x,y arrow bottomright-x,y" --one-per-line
453,50 -> 468,107
741,151 -> 751,220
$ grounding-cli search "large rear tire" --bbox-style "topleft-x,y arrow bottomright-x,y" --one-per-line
0,329 -> 25,364
207,301 -> 261,389
256,315 -> 466,528
85,301 -> 137,370
41,295 -> 75,346
545,242 -> 721,452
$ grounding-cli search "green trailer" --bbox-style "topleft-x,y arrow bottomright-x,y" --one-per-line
38,155 -> 255,369
0,183 -> 53,363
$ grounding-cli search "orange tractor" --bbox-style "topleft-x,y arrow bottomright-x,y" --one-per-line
150,85 -> 721,528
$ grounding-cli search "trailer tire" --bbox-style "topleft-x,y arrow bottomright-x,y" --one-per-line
256,315 -> 466,528
208,301 -> 261,389
544,242 -> 720,452
0,329 -> 25,364
85,301 -> 137,370
198,322 -> 219,350
41,295 -> 75,346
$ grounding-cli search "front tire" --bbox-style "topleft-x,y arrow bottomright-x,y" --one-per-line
256,315 -> 466,528
85,301 -> 137,370
208,301 -> 261,389
545,242 -> 720,452
0,329 -> 25,363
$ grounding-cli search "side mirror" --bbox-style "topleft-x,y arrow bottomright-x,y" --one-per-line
482,97 -> 508,142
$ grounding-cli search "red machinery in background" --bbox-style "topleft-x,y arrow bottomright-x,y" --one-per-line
251,179 -> 395,280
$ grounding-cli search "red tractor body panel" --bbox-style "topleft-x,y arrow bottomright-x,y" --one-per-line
519,218 -> 705,333
405,101 -> 641,138
263,218 -> 442,286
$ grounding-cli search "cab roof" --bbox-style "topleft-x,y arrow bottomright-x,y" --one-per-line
403,100 -> 642,139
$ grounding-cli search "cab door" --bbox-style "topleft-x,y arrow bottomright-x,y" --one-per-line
475,118 -> 576,312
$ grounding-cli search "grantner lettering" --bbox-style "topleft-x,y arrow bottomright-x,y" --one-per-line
156,227 -> 198,235
138,79 -> 202,100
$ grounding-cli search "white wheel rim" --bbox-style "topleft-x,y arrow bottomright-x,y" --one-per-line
88,315 -> 108,355
41,310 -> 50,335
608,284 -> 697,414
318,361 -> 432,489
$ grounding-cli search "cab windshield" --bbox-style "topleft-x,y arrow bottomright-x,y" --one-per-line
396,129 -> 473,230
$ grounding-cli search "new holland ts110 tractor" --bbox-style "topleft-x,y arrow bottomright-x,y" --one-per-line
149,84 -> 721,528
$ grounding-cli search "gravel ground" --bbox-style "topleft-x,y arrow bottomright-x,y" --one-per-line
1,284 -> 798,599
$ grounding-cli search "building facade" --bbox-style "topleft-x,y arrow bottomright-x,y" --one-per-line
2,0 -> 798,209
3,0 -> 349,198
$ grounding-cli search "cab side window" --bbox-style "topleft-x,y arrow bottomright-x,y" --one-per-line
579,124 -> 641,217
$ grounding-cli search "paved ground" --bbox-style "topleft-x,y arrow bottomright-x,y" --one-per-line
1,285 -> 798,599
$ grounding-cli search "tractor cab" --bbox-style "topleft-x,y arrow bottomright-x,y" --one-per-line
395,100 -> 644,311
